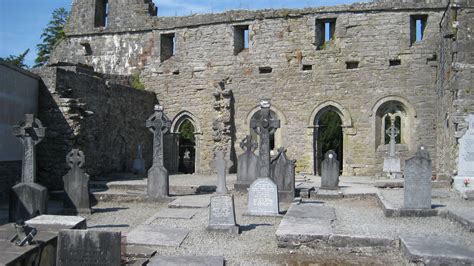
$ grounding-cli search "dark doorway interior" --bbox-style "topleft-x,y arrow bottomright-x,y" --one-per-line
178,120 -> 195,174
314,111 -> 343,175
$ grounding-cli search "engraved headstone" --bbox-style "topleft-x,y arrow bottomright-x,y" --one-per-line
321,150 -> 340,189
270,147 -> 296,203
207,194 -> 239,234
146,105 -> 171,201
235,135 -> 260,191
132,144 -> 146,175
382,115 -> 402,178
246,178 -> 279,216
56,229 -> 121,266
453,114 -> 474,194
250,100 -> 280,178
63,149 -> 91,215
404,145 -> 432,209
213,150 -> 228,194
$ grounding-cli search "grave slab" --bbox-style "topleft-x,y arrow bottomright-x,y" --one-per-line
148,256 -> 225,266
143,208 -> 198,224
26,215 -> 87,230
444,208 -> 474,232
374,179 -> 404,188
400,235 -> 474,265
126,225 -> 189,247
169,194 -> 211,208
285,203 -> 336,220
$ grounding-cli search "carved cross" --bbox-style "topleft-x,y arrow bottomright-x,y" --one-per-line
213,150 -> 228,194
385,115 -> 400,157
66,149 -> 85,169
12,114 -> 46,183
240,135 -> 257,153
146,105 -> 171,167
250,100 -> 280,177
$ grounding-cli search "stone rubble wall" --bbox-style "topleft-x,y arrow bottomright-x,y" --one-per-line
435,1 -> 474,180
0,161 -> 21,199
33,64 -> 157,190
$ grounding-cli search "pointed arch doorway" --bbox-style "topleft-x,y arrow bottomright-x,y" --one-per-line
314,109 -> 343,176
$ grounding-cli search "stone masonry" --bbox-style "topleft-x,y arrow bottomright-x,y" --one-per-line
50,0 -> 474,178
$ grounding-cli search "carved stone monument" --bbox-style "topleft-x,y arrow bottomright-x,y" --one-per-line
132,144 -> 146,175
382,115 -> 402,179
207,194 -> 239,234
213,150 -> 229,194
404,145 -> 432,209
321,150 -> 340,189
270,147 -> 296,202
9,114 -> 48,223
246,178 -> 279,216
453,114 -> 474,197
56,229 -> 121,266
63,149 -> 91,215
235,135 -> 260,191
212,79 -> 233,163
146,105 -> 171,201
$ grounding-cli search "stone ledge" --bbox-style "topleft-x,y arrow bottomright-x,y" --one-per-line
441,209 -> 474,232
375,192 -> 438,217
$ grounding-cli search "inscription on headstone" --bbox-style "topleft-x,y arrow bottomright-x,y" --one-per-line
246,178 -> 279,216
235,135 -> 260,191
63,149 -> 91,215
56,229 -> 121,266
321,150 -> 340,189
404,145 -> 432,209
207,194 -> 239,234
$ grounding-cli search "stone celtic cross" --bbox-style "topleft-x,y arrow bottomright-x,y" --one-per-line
146,105 -> 171,167
240,135 -> 258,153
385,115 -> 400,157
66,149 -> 85,169
250,100 -> 280,177
13,114 -> 46,183
214,150 -> 228,194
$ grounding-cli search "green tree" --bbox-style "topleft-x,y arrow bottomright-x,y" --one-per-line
35,7 -> 69,67
0,49 -> 30,69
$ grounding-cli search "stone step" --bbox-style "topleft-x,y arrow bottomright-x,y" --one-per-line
400,235 -> 474,265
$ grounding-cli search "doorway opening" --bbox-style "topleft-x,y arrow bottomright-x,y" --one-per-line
314,110 -> 343,175
178,119 -> 195,174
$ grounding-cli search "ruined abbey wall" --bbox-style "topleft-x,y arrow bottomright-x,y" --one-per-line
50,0 -> 473,177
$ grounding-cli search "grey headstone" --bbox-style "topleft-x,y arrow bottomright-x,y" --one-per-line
382,117 -> 402,177
213,150 -> 228,194
132,144 -> 146,174
63,149 -> 91,215
126,224 -> 189,247
235,135 -> 260,191
148,256 -> 225,266
404,146 -> 432,209
56,229 -> 121,266
321,150 -> 340,189
9,182 -> 48,223
246,178 -> 279,216
270,147 -> 296,203
146,105 -> 171,201
453,114 -> 474,194
207,194 -> 239,234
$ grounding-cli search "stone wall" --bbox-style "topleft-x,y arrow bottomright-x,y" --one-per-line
33,64 -> 157,190
50,0 -> 470,176
0,161 -> 21,199
435,0 -> 474,180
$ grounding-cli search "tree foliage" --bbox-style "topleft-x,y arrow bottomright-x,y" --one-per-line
35,8 -> 69,67
179,120 -> 195,140
318,111 -> 342,156
0,49 -> 30,69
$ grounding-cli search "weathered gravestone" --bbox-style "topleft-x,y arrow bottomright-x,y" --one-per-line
207,194 -> 239,234
404,145 -> 432,209
383,115 -> 402,179
9,114 -> 48,222
270,147 -> 296,202
246,178 -> 279,216
453,114 -> 474,196
132,144 -> 146,175
235,135 -> 260,191
56,229 -> 121,266
213,150 -> 229,194
63,149 -> 91,215
146,105 -> 171,201
321,150 -> 340,189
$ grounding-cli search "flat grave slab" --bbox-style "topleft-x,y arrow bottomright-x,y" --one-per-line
169,194 -> 211,208
374,179 -> 404,188
26,215 -> 87,230
445,208 -> 474,232
148,256 -> 225,266
143,208 -> 198,224
400,234 -> 474,265
126,225 -> 189,247
285,203 -> 336,220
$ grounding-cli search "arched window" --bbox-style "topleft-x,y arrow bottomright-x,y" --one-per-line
383,113 -> 402,144
375,100 -> 410,149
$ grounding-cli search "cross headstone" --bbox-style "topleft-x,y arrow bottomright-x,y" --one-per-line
453,114 -> 474,195
235,135 -> 260,191
63,149 -> 91,215
146,105 -> 171,200
382,115 -> 402,178
132,144 -> 146,174
207,194 -> 239,234
321,150 -> 340,189
404,145 -> 432,209
213,150 -> 228,194
246,178 -> 279,216
250,100 -> 280,178
12,114 -> 46,183
386,115 -> 400,157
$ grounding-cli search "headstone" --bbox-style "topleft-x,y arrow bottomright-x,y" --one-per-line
270,147 -> 296,202
207,194 -> 239,234
56,229 -> 121,266
246,178 -> 279,216
453,114 -> 474,194
235,135 -> 260,191
146,105 -> 171,201
9,114 -> 48,223
404,145 -> 432,209
321,150 -> 340,189
213,150 -> 228,194
382,115 -> 402,178
132,144 -> 146,175
250,99 -> 280,178
63,149 -> 91,215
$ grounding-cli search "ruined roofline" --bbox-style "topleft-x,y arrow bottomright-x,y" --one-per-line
65,0 -> 449,37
